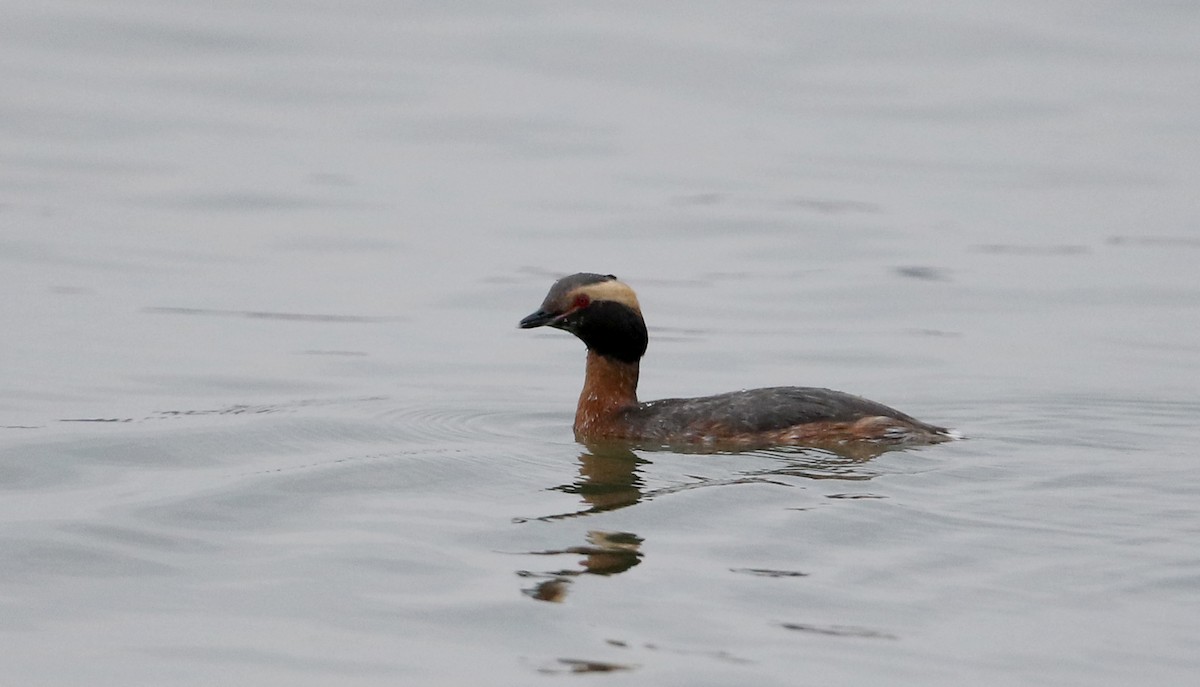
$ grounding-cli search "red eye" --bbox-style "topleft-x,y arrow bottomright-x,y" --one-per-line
573,294 -> 590,309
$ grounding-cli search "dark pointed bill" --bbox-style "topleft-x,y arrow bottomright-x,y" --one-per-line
519,309 -> 559,329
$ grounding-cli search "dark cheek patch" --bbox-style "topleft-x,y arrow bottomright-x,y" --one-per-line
575,301 -> 648,363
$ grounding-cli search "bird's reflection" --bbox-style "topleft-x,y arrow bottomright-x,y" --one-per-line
519,446 -> 646,602
517,441 -> 896,602
553,445 -> 647,514
521,530 -> 644,602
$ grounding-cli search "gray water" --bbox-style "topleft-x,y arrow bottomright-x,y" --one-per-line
3,1 -> 1199,685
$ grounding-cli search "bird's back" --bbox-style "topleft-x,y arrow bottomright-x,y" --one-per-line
621,386 -> 949,449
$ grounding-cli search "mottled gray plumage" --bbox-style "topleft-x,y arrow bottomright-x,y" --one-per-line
623,386 -> 946,440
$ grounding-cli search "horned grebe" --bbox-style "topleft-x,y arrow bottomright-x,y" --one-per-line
519,273 -> 952,451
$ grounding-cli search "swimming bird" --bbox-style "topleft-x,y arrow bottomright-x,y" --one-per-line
519,273 -> 952,451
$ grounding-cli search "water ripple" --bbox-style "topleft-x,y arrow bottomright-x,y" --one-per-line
373,402 -> 565,446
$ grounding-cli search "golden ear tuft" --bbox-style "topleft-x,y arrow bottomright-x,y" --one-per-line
574,280 -> 641,312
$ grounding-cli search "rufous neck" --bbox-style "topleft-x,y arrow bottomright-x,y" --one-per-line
575,350 -> 640,433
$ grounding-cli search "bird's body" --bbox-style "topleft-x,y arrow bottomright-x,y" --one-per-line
520,273 -> 952,451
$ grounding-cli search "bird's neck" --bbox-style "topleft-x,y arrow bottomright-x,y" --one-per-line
575,350 -> 640,439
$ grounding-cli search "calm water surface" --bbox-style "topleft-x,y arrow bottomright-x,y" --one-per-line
2,1 -> 1199,685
